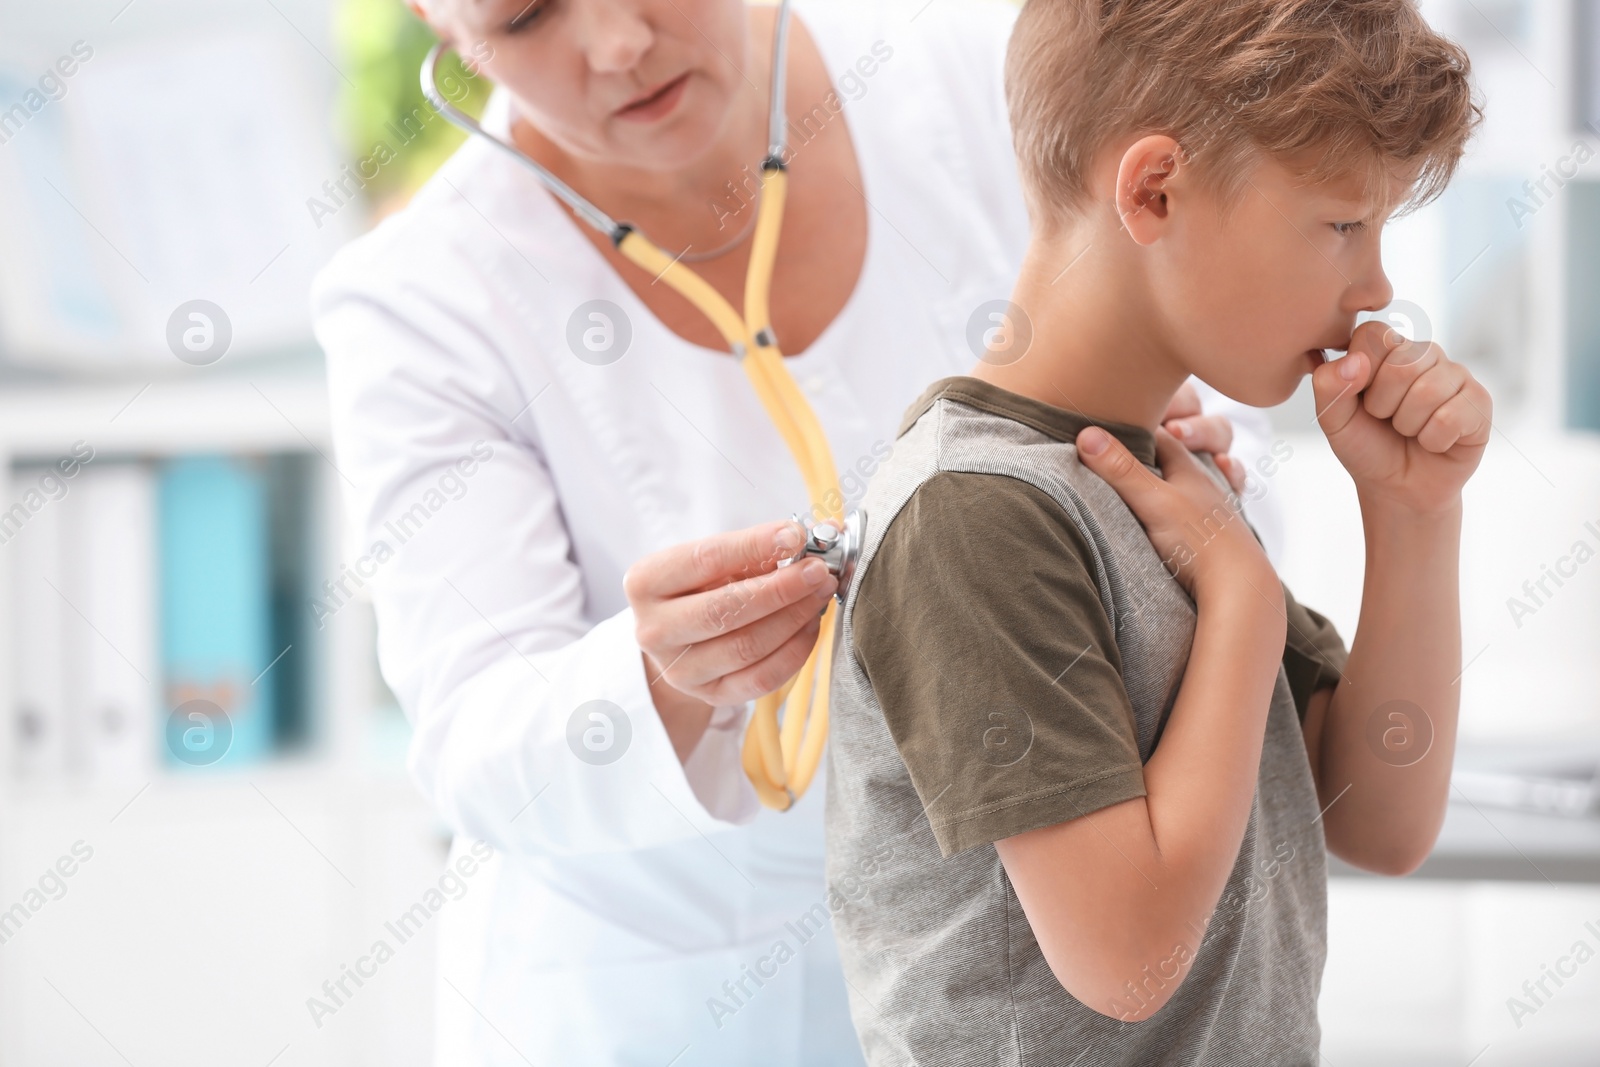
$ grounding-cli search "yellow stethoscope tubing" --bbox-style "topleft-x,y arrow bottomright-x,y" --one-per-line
421,8 -> 842,811
614,167 -> 841,811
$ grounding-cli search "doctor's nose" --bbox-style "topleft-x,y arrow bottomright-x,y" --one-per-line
579,0 -> 656,76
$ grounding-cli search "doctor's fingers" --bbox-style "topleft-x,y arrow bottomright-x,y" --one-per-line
1162,380 -> 1204,421
1160,380 -> 1236,457
655,587 -> 832,698
1212,453 -> 1247,494
624,518 -> 807,603
699,616 -> 826,707
637,555 -> 837,652
1162,412 -> 1234,459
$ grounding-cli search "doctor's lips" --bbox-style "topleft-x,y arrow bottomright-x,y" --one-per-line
615,72 -> 691,122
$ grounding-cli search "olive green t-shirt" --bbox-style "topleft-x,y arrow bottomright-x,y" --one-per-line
852,467 -> 1349,856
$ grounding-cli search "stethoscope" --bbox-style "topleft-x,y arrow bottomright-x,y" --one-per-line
421,0 -> 863,811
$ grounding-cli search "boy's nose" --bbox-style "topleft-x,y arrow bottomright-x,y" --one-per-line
1350,262 -> 1395,316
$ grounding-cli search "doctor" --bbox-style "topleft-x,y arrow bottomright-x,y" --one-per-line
311,0 -> 1270,1063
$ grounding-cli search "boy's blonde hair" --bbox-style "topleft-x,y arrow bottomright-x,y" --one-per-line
1005,0 -> 1481,227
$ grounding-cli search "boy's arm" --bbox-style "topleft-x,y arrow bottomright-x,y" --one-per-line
1301,502 -> 1460,874
997,428 -> 1285,1022
1305,324 -> 1491,875
852,441 -> 1281,1023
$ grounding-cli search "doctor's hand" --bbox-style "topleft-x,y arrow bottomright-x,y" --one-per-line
1160,381 -> 1248,494
624,519 -> 837,763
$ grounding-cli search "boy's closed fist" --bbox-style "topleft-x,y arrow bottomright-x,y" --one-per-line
1312,320 -> 1492,514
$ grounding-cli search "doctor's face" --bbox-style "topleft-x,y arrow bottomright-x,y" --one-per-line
417,0 -> 750,171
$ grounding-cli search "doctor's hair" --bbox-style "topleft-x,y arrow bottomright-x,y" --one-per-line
1004,0 -> 1481,229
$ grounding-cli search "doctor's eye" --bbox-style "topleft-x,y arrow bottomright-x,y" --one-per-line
507,0 -> 551,33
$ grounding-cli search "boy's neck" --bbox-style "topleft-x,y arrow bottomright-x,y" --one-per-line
970,235 -> 1192,432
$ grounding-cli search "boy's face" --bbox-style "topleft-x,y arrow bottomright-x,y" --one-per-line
1152,156 -> 1401,408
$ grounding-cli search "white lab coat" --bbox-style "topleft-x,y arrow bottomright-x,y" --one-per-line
311,1 -> 1276,1063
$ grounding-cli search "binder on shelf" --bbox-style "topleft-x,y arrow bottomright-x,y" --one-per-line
11,476 -> 67,779
158,455 -> 275,767
61,462 -> 159,781
265,453 -> 318,752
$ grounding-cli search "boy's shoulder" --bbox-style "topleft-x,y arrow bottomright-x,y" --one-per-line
865,376 -> 1349,726
862,375 -> 1176,627
890,375 -> 1159,468
870,375 -> 1167,568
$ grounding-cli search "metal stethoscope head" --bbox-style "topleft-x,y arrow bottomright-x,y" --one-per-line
776,508 -> 867,605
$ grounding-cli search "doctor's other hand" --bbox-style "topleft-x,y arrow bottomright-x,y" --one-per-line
1076,425 -> 1279,610
1160,380 -> 1247,494
624,519 -> 837,762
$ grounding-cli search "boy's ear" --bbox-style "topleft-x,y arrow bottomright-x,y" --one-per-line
1115,135 -> 1184,246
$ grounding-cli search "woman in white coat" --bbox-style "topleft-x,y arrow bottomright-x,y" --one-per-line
311,0 -> 1273,1063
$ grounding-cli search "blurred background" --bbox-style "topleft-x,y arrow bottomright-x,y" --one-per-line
0,0 -> 1594,1063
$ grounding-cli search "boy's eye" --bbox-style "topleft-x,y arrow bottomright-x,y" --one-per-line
1332,220 -> 1367,236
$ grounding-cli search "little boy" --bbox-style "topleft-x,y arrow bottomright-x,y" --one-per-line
824,1 -> 1488,1063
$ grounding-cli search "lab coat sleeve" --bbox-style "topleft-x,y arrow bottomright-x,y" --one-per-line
314,275 -> 758,858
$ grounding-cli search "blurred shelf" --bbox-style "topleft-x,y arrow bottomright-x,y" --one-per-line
0,754 -> 415,806
0,363 -> 379,788
1331,804 -> 1600,883
1331,740 -> 1600,883
0,368 -> 331,457
0,727 -> 415,804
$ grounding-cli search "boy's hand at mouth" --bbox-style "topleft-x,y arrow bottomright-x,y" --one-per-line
1301,321 -> 1484,876
1311,320 -> 1492,515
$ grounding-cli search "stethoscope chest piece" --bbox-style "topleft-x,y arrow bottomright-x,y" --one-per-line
776,508 -> 867,604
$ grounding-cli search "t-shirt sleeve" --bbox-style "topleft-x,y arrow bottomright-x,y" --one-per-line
1280,583 -> 1349,721
850,471 -> 1147,857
